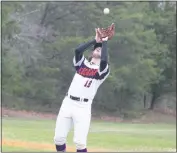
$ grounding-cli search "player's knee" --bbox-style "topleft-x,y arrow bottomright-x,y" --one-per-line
54,136 -> 66,145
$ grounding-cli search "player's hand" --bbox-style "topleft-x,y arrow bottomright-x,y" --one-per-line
95,28 -> 102,43
97,28 -> 108,41
102,36 -> 108,41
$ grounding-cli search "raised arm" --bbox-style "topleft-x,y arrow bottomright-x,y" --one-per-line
99,37 -> 109,72
74,39 -> 96,64
74,28 -> 102,65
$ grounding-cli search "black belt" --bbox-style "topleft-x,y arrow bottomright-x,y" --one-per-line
66,93 -> 88,102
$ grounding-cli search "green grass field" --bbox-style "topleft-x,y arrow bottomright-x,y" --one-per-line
2,117 -> 176,152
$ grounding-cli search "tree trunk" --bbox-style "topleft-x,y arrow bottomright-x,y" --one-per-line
40,3 -> 50,26
149,92 -> 157,110
143,94 -> 146,109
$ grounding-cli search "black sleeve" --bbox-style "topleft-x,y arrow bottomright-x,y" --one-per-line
75,39 -> 96,63
100,41 -> 108,72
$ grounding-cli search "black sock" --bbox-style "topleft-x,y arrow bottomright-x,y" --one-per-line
56,144 -> 66,152
77,148 -> 87,152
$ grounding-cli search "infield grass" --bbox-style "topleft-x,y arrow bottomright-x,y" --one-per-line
2,117 -> 176,152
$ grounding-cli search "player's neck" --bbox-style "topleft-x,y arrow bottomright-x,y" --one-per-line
90,58 -> 100,65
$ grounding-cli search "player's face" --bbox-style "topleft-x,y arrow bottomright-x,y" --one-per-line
92,47 -> 101,59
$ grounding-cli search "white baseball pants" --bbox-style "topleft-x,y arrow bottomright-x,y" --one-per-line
54,96 -> 91,150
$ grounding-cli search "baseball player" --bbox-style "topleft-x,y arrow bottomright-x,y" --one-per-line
54,28 -> 111,152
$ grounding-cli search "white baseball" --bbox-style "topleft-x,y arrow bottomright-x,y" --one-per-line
103,8 -> 110,14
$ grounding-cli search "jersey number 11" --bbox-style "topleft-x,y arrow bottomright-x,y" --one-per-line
84,80 -> 92,88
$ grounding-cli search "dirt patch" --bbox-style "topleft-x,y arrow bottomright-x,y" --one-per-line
2,139 -> 55,151
2,139 -> 176,152
1,107 -> 176,123
2,107 -> 57,120
133,110 -> 176,123
2,139 -> 107,152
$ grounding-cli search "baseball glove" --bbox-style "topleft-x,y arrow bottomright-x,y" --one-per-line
99,23 -> 115,40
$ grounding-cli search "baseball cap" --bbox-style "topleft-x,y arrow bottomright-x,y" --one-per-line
94,43 -> 102,50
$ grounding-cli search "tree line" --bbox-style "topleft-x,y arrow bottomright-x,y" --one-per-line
2,1 -> 176,117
